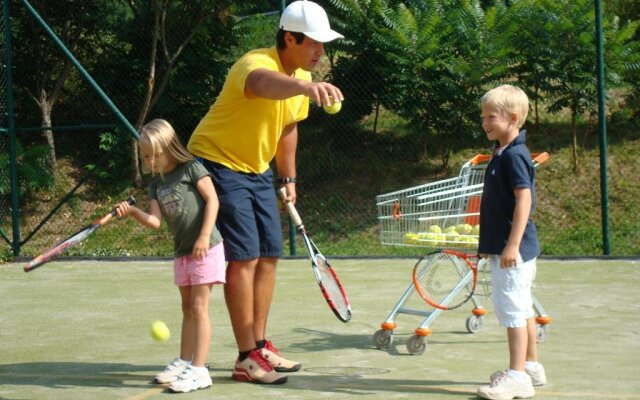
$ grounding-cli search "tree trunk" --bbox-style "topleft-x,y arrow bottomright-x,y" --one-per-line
571,111 -> 579,173
40,94 -> 56,172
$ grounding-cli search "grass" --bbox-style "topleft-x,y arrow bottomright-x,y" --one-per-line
7,114 -> 640,259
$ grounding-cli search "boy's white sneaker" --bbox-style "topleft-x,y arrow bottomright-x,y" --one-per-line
168,366 -> 212,393
154,357 -> 189,384
490,364 -> 547,387
525,363 -> 547,386
477,373 -> 535,400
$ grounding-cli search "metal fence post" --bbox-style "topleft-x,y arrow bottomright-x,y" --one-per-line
3,0 -> 20,256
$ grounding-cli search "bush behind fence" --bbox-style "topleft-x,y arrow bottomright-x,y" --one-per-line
1,0 -> 639,259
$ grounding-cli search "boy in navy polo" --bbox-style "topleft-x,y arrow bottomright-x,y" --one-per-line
476,85 -> 547,400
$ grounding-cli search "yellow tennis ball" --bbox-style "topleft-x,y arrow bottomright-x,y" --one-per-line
323,97 -> 342,114
150,320 -> 170,342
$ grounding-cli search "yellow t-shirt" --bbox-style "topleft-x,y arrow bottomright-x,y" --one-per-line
187,47 -> 311,174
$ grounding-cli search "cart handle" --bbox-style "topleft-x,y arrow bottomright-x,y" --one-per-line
532,152 -> 550,165
469,154 -> 492,165
469,152 -> 550,166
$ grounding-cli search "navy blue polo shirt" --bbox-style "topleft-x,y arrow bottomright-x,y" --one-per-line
478,130 -> 540,262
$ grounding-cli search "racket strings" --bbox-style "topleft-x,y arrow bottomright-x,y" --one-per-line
414,252 -> 475,308
315,256 -> 350,318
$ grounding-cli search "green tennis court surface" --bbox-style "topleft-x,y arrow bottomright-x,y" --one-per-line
1,258 -> 639,400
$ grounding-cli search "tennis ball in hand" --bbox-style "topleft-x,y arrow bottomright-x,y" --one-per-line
150,320 -> 170,342
323,97 -> 342,114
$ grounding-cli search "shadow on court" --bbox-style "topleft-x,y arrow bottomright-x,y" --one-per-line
0,362 -> 191,388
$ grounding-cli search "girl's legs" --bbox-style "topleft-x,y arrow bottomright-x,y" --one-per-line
178,286 -> 195,363
190,283 -> 213,367
178,283 -> 213,367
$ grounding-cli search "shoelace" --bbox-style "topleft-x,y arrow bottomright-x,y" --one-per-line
264,341 -> 281,355
177,367 -> 195,380
250,351 -> 274,371
490,373 -> 509,387
165,359 -> 183,371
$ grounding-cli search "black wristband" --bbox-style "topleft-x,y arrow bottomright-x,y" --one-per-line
277,177 -> 297,184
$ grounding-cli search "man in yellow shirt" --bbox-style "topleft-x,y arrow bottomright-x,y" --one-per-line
188,0 -> 344,385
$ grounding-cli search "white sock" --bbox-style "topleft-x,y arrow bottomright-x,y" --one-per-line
525,361 -> 540,369
507,369 -> 528,380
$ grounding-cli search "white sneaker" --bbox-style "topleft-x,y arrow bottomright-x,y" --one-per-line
154,357 -> 189,384
491,364 -> 547,387
477,373 -> 534,400
525,363 -> 547,386
168,366 -> 212,393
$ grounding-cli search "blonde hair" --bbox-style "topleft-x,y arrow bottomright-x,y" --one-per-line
139,119 -> 193,175
481,84 -> 529,128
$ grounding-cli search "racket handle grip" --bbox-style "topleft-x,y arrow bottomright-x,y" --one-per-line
277,187 -> 303,228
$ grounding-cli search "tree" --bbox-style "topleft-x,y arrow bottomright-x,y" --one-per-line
11,0 -> 113,173
121,0 -> 235,186
330,0 -> 515,163
532,0 -> 639,171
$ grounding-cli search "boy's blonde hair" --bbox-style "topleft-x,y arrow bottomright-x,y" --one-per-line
481,84 -> 529,128
139,119 -> 193,174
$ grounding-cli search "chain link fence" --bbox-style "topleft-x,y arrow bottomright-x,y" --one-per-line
1,0 -> 638,260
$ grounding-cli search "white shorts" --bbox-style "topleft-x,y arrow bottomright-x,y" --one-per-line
489,254 -> 537,328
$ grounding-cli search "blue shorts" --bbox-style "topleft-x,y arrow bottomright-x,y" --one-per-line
199,159 -> 283,262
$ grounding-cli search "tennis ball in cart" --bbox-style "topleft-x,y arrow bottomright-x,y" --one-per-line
150,320 -> 170,342
472,224 -> 480,235
323,96 -> 342,114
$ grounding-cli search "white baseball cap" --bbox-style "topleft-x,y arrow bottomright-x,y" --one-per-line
280,0 -> 344,43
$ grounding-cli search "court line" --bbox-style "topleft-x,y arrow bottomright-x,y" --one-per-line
125,387 -> 166,400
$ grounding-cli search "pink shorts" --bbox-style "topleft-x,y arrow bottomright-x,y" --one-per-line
173,242 -> 226,287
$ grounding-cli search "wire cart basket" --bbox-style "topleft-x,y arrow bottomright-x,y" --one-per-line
373,153 -> 552,355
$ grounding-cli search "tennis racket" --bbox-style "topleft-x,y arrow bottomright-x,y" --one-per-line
24,196 -> 136,272
277,188 -> 352,323
412,249 -> 484,310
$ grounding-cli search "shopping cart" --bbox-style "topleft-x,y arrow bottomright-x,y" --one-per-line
373,153 -> 552,355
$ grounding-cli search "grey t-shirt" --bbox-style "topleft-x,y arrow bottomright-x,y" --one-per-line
149,160 -> 223,257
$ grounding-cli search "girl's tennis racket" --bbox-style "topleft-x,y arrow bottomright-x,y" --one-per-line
412,249 -> 483,310
24,196 -> 136,272
278,188 -> 352,323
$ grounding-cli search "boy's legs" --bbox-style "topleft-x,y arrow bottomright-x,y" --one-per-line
477,256 -> 536,399
507,326 -> 527,372
526,317 -> 538,362
506,316 -> 539,371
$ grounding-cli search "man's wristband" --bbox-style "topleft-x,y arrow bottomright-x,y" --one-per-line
277,177 -> 297,184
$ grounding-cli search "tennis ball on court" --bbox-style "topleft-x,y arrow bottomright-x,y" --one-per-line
150,320 -> 170,342
323,97 -> 342,114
